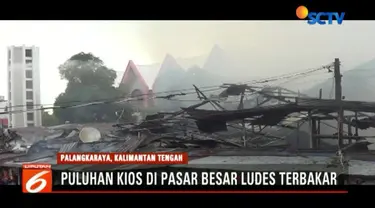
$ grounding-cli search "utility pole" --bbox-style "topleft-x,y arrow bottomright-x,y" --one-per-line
316,89 -> 322,148
334,58 -> 344,148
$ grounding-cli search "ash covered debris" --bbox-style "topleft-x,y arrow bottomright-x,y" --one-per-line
2,71 -> 375,182
1,84 -> 374,158
0,129 -> 28,153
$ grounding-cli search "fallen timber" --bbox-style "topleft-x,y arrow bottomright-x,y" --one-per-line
183,98 -> 375,121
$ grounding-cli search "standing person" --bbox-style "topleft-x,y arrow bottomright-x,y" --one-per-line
0,169 -> 9,184
8,168 -> 16,185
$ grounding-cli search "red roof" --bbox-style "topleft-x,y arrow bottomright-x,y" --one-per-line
120,60 -> 149,94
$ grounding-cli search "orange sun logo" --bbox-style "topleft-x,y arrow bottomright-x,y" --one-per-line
296,6 -> 309,19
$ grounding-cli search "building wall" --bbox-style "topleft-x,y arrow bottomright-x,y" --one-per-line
0,96 -> 8,128
32,47 -> 42,127
7,46 -> 42,128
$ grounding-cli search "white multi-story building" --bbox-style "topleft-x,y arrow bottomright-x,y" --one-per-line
7,45 -> 42,128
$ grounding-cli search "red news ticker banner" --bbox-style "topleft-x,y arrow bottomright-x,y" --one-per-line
21,162 -> 349,194
56,152 -> 189,165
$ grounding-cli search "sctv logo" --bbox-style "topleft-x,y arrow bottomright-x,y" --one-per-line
296,6 -> 345,25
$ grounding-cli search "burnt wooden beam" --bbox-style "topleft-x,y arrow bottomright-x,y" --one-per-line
315,135 -> 375,139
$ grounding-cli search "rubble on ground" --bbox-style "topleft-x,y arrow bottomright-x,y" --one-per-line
1,84 -> 375,182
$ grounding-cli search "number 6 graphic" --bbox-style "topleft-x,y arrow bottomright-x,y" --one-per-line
25,171 -> 50,193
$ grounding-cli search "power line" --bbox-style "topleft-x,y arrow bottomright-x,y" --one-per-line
1,64 -> 331,115
0,62 -> 333,115
243,63 -> 333,85
6,62 -> 330,111
1,86 -> 221,110
0,88 -> 222,115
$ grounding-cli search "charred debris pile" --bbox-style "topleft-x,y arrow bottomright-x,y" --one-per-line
2,59 -> 375,181
1,84 -> 375,182
1,84 -> 374,159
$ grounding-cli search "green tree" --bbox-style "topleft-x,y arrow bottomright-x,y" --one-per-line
53,52 -> 130,123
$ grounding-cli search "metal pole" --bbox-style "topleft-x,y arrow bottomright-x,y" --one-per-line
308,110 -> 313,149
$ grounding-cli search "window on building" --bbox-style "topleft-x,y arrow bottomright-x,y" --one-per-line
25,49 -> 32,58
26,102 -> 34,110
26,91 -> 33,100
26,70 -> 32,78
27,123 -> 34,127
26,80 -> 33,89
26,59 -> 32,64
8,71 -> 11,80
27,113 -> 34,121
8,81 -> 11,92
8,60 -> 11,66
8,50 -> 11,60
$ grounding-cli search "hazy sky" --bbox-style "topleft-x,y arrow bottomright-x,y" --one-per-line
1,21 -> 375,106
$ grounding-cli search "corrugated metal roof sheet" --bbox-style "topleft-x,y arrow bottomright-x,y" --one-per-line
59,142 -> 78,152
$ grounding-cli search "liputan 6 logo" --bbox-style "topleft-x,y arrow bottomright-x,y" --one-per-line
22,164 -> 52,193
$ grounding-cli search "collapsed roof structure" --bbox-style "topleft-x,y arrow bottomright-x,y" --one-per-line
1,58 -> 375,184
